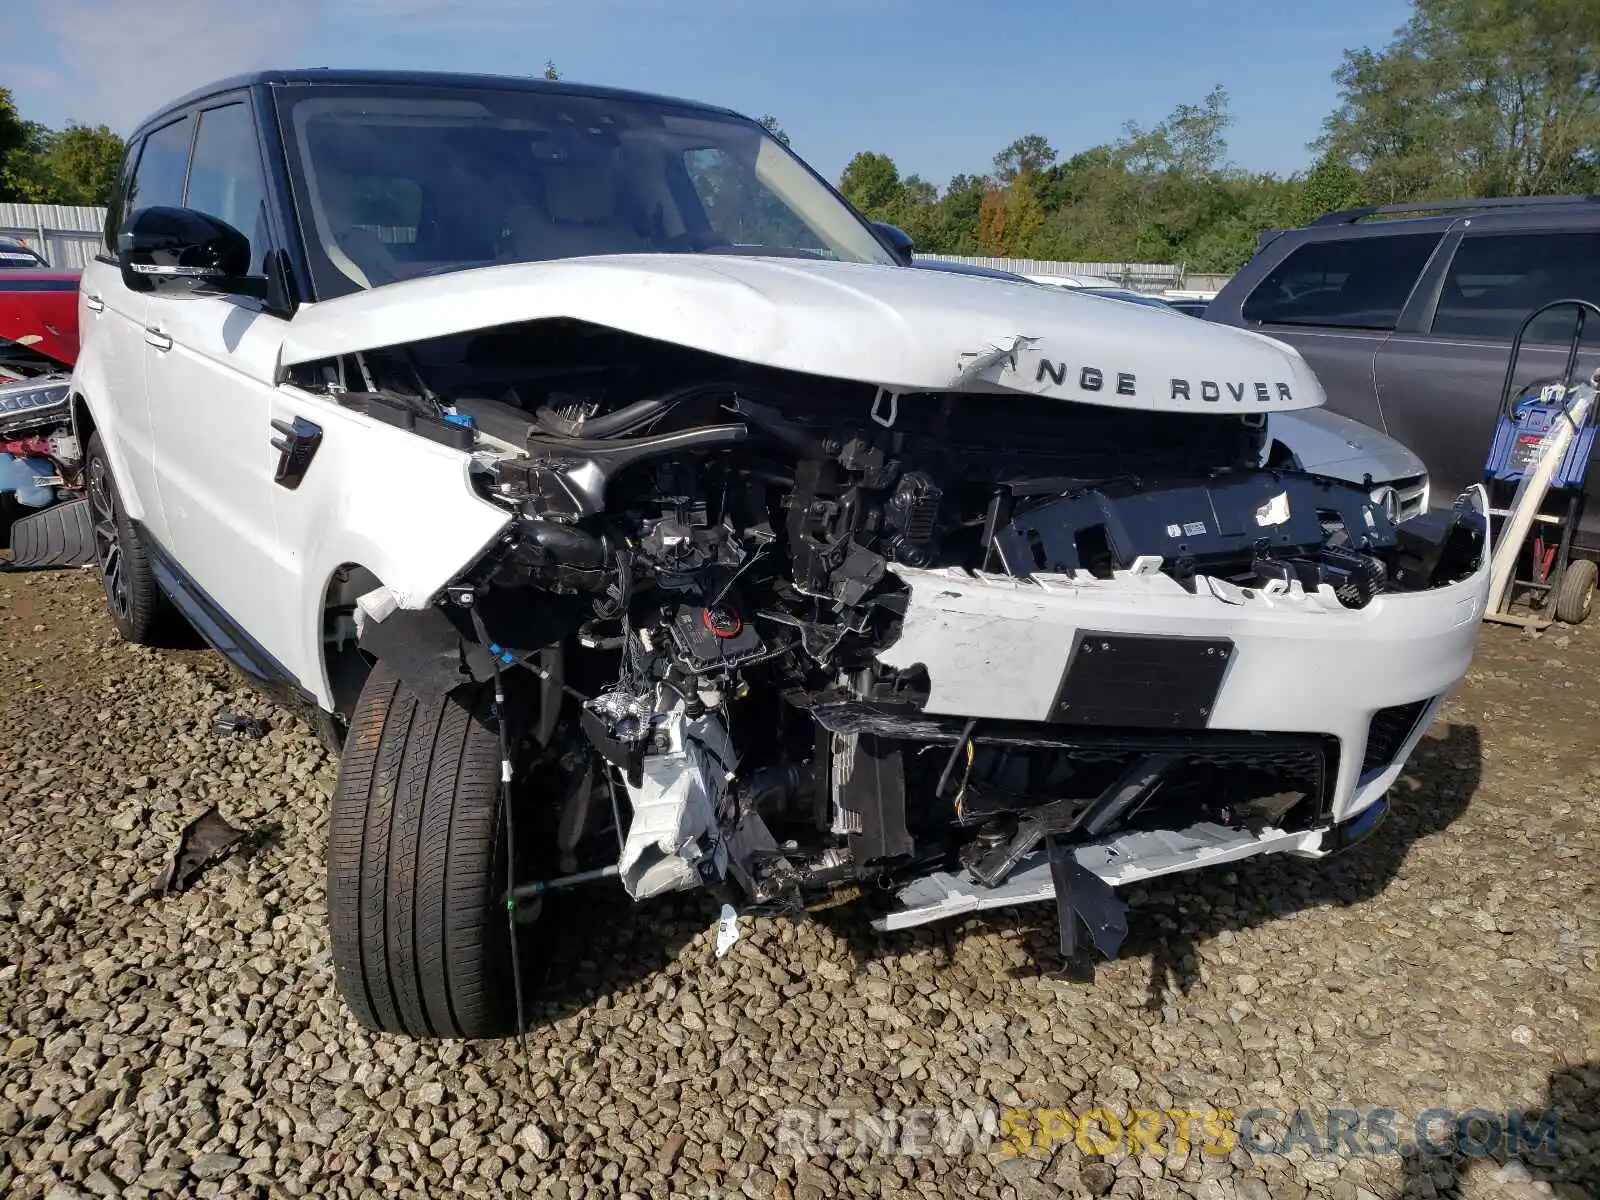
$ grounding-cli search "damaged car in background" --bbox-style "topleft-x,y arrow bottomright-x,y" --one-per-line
72,70 -> 1491,1040
0,264 -> 90,569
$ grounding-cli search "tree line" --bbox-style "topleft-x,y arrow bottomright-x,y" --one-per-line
0,87 -> 123,207
835,0 -> 1597,271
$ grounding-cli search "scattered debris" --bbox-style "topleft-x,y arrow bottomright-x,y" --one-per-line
714,903 -> 741,958
153,806 -> 248,895
213,711 -> 269,739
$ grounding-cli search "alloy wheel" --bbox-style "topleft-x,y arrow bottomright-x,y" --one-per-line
88,458 -> 130,621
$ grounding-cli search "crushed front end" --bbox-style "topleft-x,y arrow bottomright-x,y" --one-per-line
309,327 -> 1489,972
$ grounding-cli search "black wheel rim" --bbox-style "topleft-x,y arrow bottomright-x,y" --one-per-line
88,459 -> 130,622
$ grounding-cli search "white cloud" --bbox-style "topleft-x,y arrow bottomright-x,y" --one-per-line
21,0 -> 323,131
12,0 -> 894,131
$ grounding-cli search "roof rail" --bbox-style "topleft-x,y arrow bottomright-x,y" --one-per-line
1309,195 -> 1600,227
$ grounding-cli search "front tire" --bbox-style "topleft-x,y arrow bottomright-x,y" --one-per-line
86,432 -> 166,643
328,660 -> 532,1039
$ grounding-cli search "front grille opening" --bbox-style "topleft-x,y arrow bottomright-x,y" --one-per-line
1128,744 -> 1333,832
898,727 -> 1340,836
1362,698 -> 1434,773
1393,474 -> 1428,521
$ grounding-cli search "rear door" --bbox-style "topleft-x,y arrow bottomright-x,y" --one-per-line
1223,231 -> 1445,434
1374,228 -> 1600,504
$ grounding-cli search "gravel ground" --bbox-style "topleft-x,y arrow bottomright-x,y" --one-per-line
1,567 -> 1596,1200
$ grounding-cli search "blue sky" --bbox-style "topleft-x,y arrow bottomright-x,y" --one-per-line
13,0 -> 1413,190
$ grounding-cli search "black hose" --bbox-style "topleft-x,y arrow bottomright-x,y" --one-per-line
722,395 -> 827,459
526,423 -> 749,463
533,381 -> 741,439
535,395 -> 671,439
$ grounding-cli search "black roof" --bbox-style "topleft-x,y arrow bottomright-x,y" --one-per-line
1250,193 -> 1600,254
135,68 -> 743,138
1310,194 -> 1600,227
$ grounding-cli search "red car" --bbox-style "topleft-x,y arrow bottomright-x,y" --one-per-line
0,268 -> 81,378
0,267 -> 86,567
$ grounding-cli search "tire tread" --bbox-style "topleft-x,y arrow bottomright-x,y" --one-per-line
327,661 -> 521,1039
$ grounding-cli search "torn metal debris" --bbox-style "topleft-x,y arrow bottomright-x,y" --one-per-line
153,807 -> 248,896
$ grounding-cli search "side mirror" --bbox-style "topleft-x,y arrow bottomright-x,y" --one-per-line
872,221 -> 915,266
117,206 -> 261,297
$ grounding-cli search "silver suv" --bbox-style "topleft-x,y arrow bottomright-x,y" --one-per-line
1208,196 -> 1600,550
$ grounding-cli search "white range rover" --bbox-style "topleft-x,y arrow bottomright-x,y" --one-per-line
72,69 -> 1490,1040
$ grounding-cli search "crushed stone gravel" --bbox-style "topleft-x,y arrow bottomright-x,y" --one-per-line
1,568 -> 1595,1199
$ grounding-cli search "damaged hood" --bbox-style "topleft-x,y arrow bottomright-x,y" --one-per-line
278,255 -> 1325,414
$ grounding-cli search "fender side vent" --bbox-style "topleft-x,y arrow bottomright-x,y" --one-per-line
1362,699 -> 1433,773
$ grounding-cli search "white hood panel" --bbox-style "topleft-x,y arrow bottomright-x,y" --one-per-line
279,255 -> 1326,414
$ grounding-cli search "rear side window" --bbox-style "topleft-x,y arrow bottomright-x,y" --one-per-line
1431,232 -> 1600,342
1241,234 -> 1441,330
125,117 -> 193,216
185,103 -> 273,274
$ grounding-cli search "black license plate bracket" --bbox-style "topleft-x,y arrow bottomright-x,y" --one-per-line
1050,631 -> 1233,729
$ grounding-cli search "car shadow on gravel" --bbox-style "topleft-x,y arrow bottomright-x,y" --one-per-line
1121,721 -> 1484,1007
521,887 -> 721,1023
801,722 -> 1484,997
1388,1060 -> 1598,1198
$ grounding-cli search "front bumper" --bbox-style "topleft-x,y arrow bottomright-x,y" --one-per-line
873,790 -> 1393,932
874,488 -> 1490,826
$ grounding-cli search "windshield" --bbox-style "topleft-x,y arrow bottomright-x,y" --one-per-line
276,83 -> 894,298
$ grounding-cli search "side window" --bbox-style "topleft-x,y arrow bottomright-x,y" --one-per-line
102,141 -> 141,253
184,103 -> 272,275
1431,233 -> 1600,343
124,117 -> 193,218
1241,234 -> 1441,330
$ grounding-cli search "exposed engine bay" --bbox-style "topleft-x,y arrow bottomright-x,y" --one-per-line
295,318 -> 1488,970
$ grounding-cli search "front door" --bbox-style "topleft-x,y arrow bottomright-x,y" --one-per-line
142,98 -> 299,676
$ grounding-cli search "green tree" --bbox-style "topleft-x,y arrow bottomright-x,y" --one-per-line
838,151 -> 904,215
757,115 -> 790,147
1293,148 -> 1368,225
0,87 -> 42,201
1320,0 -> 1600,198
931,174 -> 989,253
883,174 -> 938,250
993,134 -> 1056,184
11,124 -> 126,205
1001,173 -> 1047,256
1116,86 -> 1232,177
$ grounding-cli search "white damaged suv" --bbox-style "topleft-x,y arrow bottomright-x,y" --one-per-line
73,70 -> 1491,1039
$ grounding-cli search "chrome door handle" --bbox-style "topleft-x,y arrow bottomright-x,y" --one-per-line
144,327 -> 173,351
84,293 -> 105,312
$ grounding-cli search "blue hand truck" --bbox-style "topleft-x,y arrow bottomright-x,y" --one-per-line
1481,298 -> 1600,628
